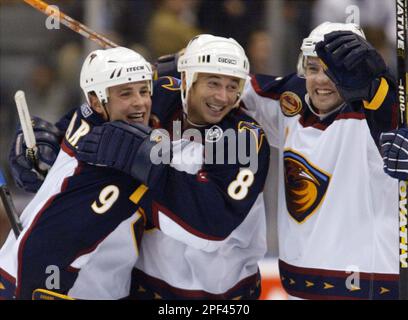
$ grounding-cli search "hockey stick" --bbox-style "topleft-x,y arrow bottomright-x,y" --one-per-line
14,90 -> 48,178
23,0 -> 118,49
14,91 -> 37,166
0,169 -> 22,238
396,0 -> 408,300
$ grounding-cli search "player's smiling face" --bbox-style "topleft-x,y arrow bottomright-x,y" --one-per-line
95,81 -> 152,125
107,81 -> 152,125
187,73 -> 240,125
305,57 -> 344,114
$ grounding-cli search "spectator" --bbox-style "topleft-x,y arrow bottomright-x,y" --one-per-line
147,0 -> 201,59
198,0 -> 266,49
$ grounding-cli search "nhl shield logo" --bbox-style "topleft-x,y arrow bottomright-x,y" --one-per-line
205,125 -> 223,143
280,91 -> 302,117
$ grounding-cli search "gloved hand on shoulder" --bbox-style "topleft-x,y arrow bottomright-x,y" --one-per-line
76,121 -> 171,188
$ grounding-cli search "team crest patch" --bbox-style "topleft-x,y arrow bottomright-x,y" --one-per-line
238,121 -> 265,152
205,125 -> 223,142
161,76 -> 181,91
280,91 -> 302,116
284,150 -> 331,223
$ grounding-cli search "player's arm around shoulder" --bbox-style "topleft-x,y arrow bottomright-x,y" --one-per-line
73,116 -> 269,246
148,112 -> 270,248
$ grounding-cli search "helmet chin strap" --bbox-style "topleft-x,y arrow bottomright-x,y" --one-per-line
182,84 -> 207,128
234,93 -> 241,108
305,94 -> 345,120
183,111 -> 207,128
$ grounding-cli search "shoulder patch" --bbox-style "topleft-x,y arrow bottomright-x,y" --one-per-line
238,121 -> 265,153
280,91 -> 302,116
161,76 -> 181,91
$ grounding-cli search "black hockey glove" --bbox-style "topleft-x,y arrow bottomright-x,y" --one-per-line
380,128 -> 408,180
154,51 -> 183,79
77,121 -> 170,187
9,117 -> 62,193
315,31 -> 387,102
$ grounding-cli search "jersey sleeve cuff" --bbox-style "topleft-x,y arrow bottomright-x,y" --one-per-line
363,77 -> 389,111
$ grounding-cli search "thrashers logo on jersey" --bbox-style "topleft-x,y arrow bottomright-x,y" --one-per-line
161,76 -> 181,91
238,121 -> 265,153
284,150 -> 331,223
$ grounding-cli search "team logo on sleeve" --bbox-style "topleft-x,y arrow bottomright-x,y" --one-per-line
284,150 -> 331,223
280,91 -> 302,116
161,76 -> 181,91
238,121 -> 265,152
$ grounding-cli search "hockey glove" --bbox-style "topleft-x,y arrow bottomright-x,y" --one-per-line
380,128 -> 408,180
9,117 -> 62,193
154,50 -> 184,79
315,31 -> 387,102
77,121 -> 170,187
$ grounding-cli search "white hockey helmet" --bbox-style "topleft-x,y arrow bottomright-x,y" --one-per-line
297,22 -> 366,77
177,34 -> 250,113
80,46 -> 153,105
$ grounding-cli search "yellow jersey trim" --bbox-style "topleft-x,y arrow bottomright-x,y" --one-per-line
363,77 -> 388,111
129,184 -> 149,205
32,288 -> 75,300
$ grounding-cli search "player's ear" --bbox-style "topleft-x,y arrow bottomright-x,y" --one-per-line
88,92 -> 103,113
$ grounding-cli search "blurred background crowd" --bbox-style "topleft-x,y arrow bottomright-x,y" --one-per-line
0,0 -> 398,253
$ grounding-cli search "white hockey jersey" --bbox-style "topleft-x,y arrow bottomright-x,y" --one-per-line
242,73 -> 399,300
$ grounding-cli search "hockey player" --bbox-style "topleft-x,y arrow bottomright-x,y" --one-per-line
242,22 -> 399,299
0,46 -> 156,299
4,35 -> 270,299
77,27 -> 398,300
76,34 -> 270,299
6,24 -> 398,300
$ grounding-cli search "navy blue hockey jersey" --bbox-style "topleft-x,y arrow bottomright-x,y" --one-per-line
0,77 -> 270,300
